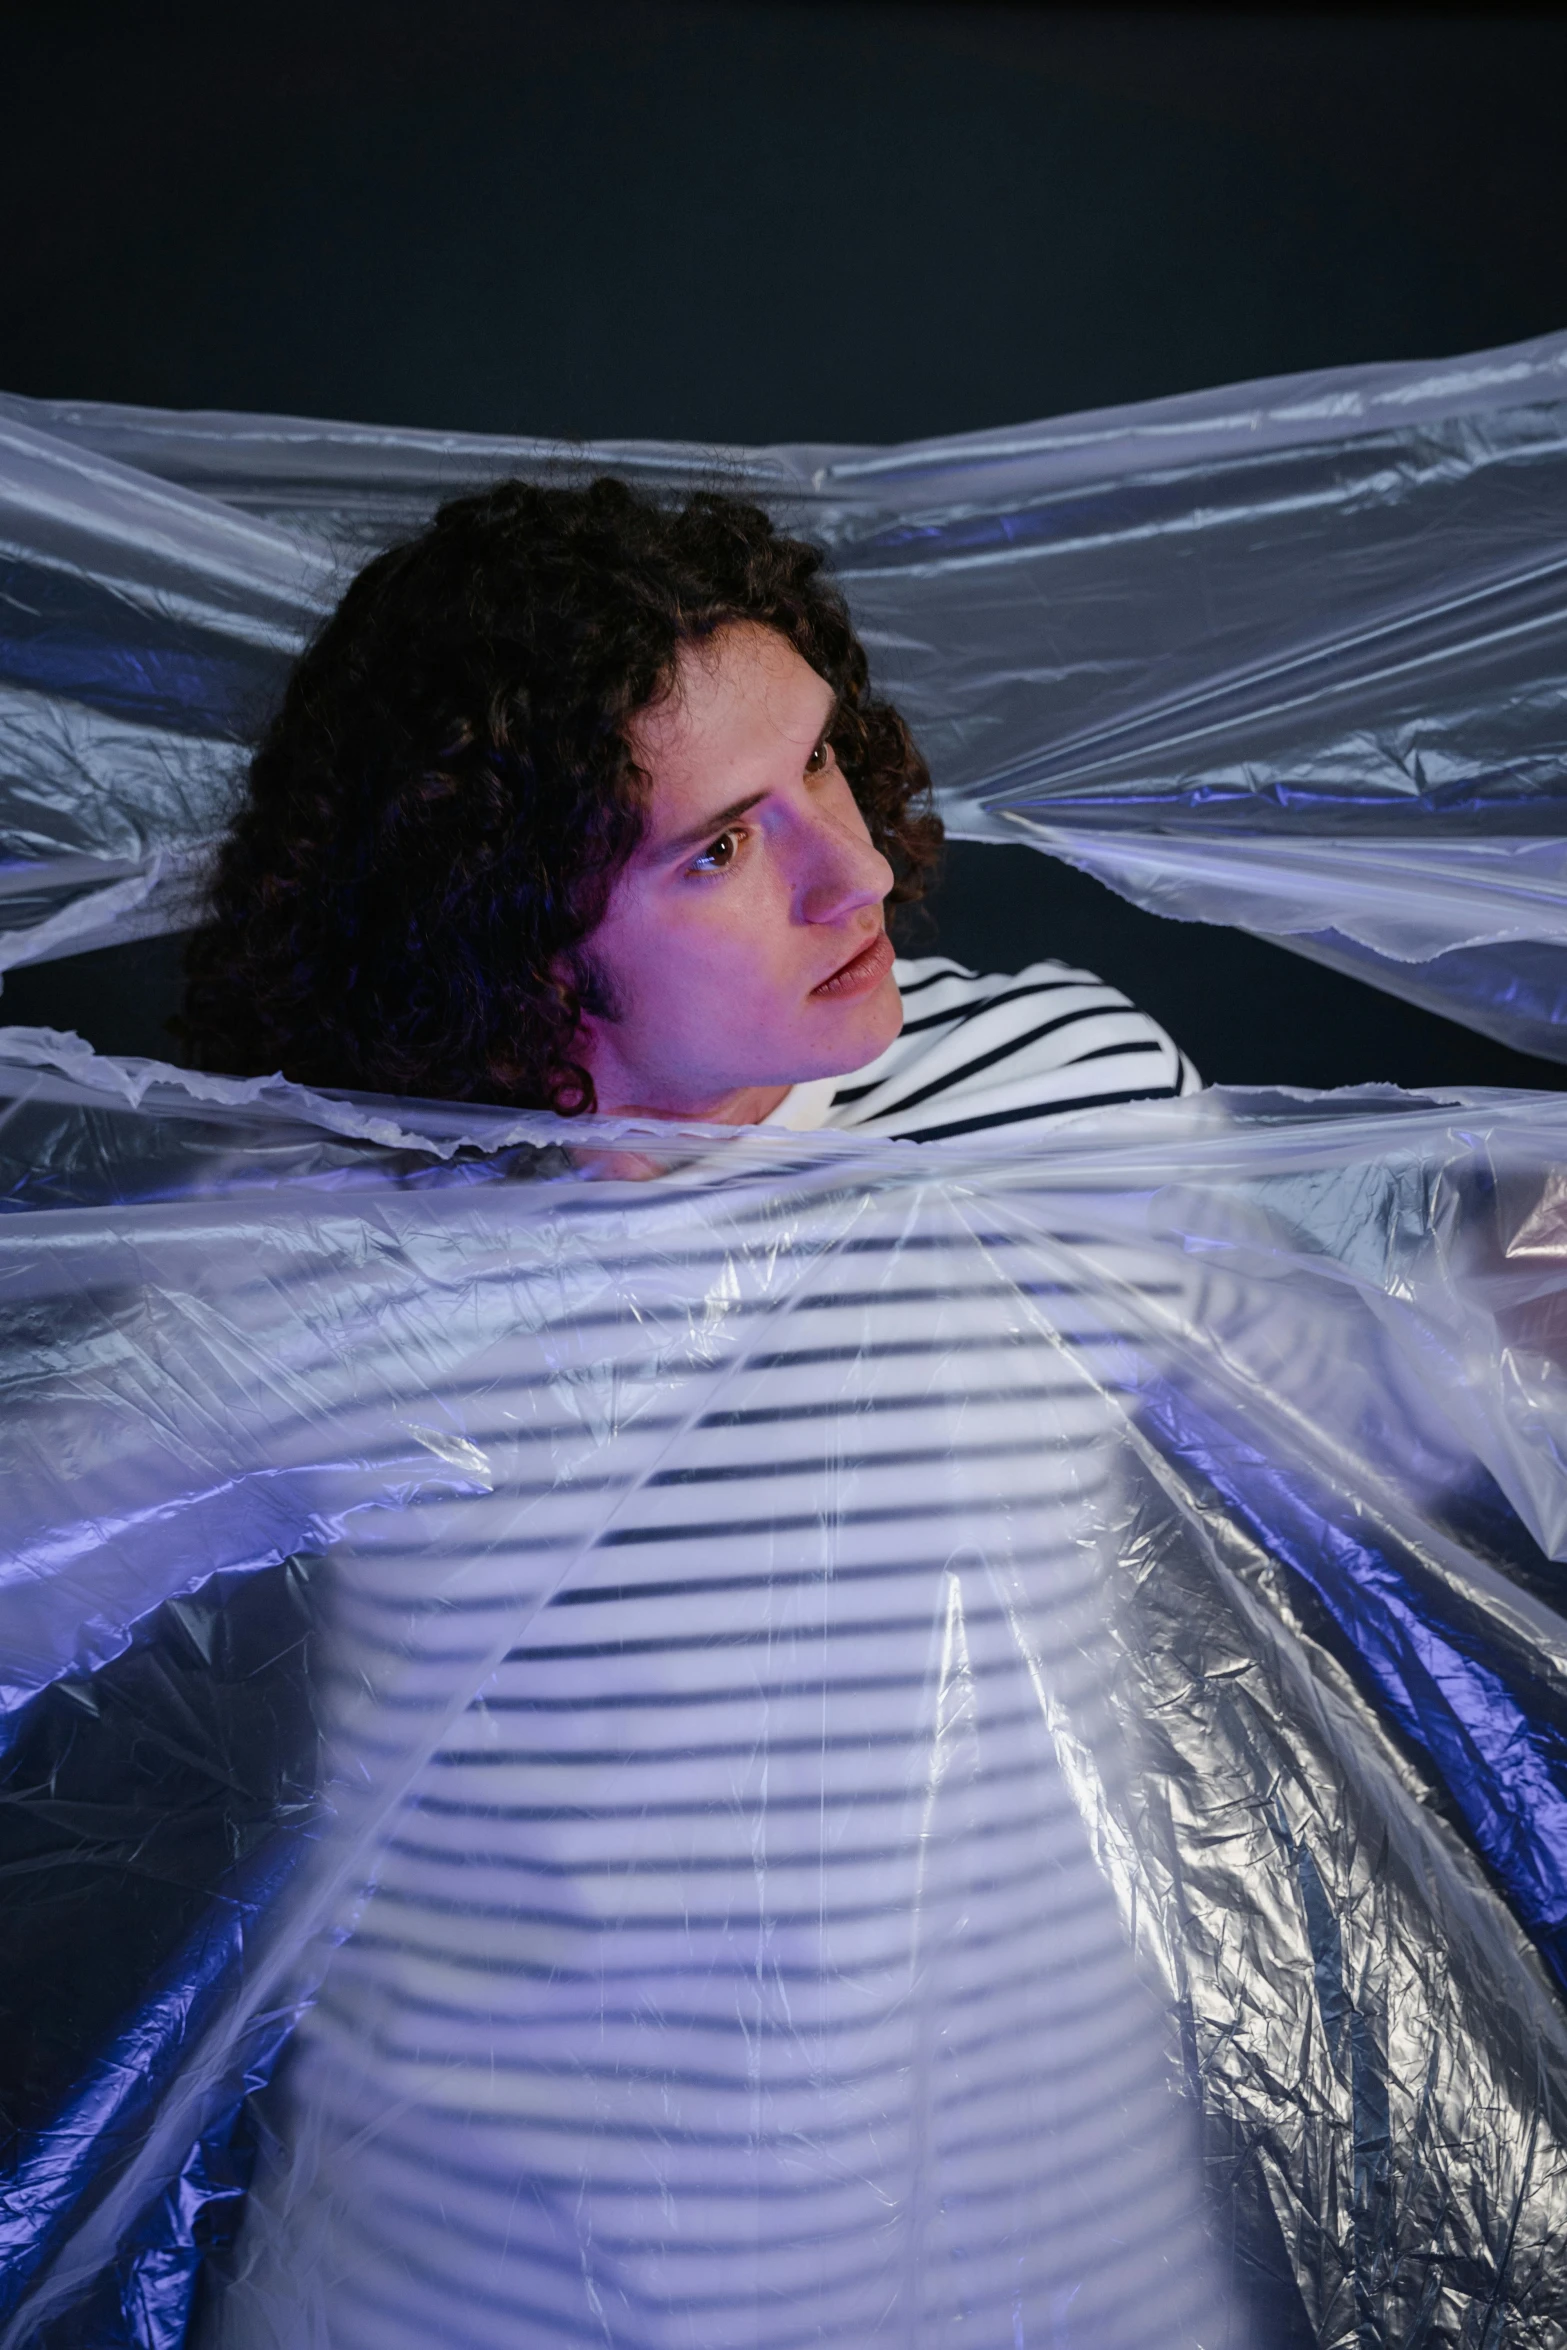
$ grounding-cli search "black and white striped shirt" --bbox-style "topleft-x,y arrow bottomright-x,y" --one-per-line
768,955 -> 1200,1143
217,965 -> 1222,2350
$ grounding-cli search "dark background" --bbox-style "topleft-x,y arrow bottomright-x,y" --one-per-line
5,0 -> 1567,1088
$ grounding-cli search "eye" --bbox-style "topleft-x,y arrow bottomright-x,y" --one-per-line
689,829 -> 739,874
805,738 -> 833,777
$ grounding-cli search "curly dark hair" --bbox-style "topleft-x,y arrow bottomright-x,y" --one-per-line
181,477 -> 942,1114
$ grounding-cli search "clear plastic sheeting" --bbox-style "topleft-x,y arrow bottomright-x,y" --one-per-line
0,409 -> 327,967
5,330 -> 1567,1050
6,1038 -> 1567,2345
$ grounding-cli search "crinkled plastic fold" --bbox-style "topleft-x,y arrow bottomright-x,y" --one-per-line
5,1036 -> 1567,2344
4,330 -> 1567,1048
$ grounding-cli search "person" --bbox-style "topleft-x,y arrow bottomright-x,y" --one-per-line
188,481 -> 1226,2350
182,478 -> 1198,1140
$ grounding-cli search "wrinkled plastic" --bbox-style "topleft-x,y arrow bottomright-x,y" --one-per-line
6,331 -> 1567,1046
6,1035 -> 1567,2345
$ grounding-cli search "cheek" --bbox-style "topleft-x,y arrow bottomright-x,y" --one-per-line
673,885 -> 789,981
611,897 -> 775,1030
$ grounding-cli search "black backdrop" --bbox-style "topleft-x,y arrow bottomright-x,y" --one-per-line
5,0 -> 1567,1087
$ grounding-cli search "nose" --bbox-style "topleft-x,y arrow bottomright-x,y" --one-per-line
795,797 -> 895,927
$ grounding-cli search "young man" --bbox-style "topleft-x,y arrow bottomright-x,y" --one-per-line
194,480 -> 1221,2350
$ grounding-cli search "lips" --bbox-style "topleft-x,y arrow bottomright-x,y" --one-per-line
811,929 -> 895,999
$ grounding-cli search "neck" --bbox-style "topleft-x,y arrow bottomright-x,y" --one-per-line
592,1080 -> 792,1127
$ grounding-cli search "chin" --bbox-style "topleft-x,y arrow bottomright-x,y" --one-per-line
819,975 -> 904,1074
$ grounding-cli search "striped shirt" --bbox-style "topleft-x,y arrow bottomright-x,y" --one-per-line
787,954 -> 1200,1143
216,966 -> 1224,2350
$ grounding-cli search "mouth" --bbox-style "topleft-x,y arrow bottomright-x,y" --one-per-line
810,929 -> 895,1000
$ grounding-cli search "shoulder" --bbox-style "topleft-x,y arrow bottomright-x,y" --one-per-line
825,956 -> 1201,1142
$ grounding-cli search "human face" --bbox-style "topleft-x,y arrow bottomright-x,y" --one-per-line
572,621 -> 904,1123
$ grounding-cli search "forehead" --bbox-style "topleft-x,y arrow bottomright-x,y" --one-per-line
630,624 -> 835,825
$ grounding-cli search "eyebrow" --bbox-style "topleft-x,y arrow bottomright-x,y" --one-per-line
658,790 -> 769,861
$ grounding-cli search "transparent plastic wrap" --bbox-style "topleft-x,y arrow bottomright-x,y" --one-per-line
5,329 -> 1567,1047
5,1038 -> 1567,2346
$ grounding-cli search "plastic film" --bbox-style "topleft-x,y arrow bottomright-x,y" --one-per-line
5,1042 -> 1567,2342
5,333 -> 1567,1046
